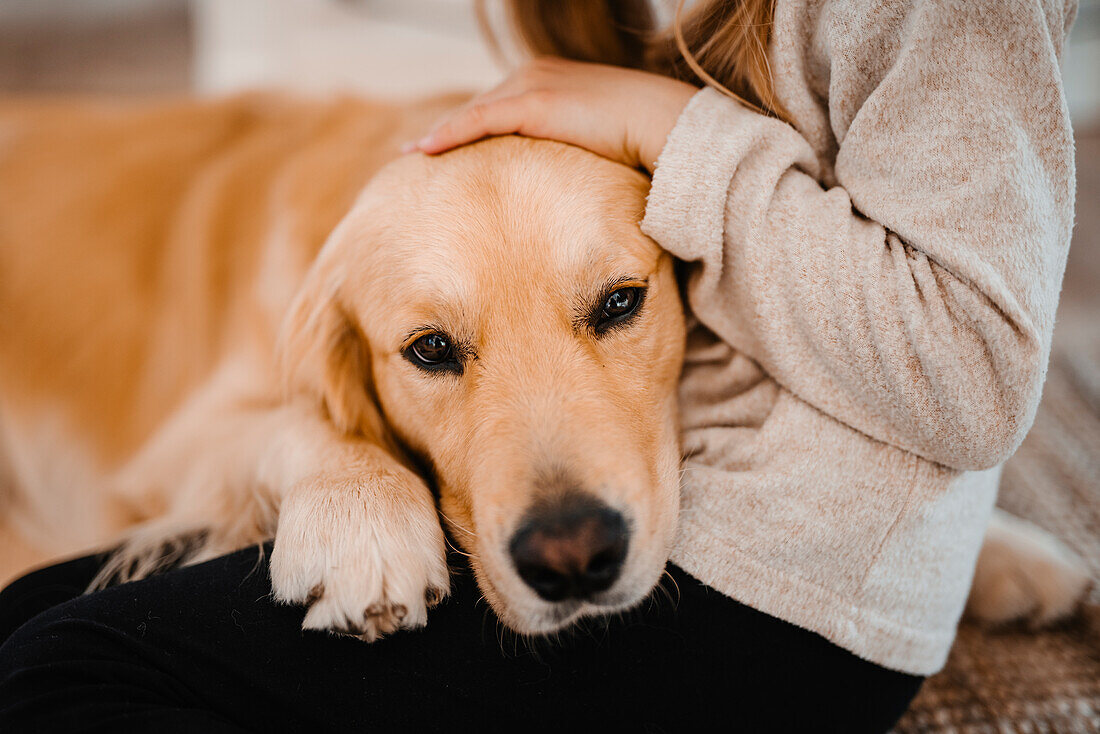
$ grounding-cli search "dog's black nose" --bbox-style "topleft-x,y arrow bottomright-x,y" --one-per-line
509,496 -> 629,602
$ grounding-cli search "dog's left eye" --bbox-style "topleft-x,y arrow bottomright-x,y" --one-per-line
405,332 -> 461,373
594,287 -> 644,332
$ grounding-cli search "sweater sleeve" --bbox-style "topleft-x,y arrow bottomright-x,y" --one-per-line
641,0 -> 1076,471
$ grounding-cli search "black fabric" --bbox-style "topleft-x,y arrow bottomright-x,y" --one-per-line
0,546 -> 923,733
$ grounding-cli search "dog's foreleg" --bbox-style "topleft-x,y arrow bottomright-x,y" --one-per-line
94,361 -> 294,585
263,404 -> 450,641
101,361 -> 451,638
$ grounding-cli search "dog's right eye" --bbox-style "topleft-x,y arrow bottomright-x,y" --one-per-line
405,332 -> 461,373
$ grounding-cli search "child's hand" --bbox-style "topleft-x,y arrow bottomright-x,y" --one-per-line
409,58 -> 697,174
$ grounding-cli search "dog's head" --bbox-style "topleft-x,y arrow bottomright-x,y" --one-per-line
282,136 -> 685,633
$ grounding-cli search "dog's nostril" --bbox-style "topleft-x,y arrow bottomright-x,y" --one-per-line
509,497 -> 629,602
585,549 -> 623,581
517,565 -> 573,602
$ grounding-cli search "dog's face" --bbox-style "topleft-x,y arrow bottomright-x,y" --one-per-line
286,137 -> 685,633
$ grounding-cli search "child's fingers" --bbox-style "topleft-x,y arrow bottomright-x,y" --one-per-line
415,93 -> 541,154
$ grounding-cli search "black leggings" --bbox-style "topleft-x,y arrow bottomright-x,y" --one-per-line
0,546 -> 922,733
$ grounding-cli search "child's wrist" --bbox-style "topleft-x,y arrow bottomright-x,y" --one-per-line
636,81 -> 697,174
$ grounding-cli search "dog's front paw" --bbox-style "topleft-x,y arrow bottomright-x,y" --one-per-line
270,469 -> 450,641
966,510 -> 1092,627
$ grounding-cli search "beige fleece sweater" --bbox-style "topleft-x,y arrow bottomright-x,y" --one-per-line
641,0 -> 1077,674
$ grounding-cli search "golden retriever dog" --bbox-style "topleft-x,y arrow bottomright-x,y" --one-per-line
0,94 -> 1088,640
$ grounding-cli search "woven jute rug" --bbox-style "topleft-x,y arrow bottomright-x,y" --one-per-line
893,315 -> 1100,733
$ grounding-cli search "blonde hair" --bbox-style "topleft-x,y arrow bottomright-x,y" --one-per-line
477,0 -> 787,121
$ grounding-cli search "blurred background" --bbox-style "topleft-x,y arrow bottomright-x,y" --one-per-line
0,1 -> 1097,731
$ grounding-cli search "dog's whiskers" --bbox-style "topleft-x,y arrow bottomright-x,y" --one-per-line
437,508 -> 475,539
658,569 -> 682,609
443,533 -> 472,559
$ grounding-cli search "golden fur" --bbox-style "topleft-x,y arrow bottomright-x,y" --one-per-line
0,94 -> 1085,638
0,93 -> 683,637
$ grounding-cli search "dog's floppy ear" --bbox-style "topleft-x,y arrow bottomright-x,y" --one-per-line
278,270 -> 388,441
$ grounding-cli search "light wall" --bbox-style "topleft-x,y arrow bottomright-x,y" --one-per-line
193,0 -> 507,99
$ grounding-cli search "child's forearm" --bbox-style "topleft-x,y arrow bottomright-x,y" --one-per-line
644,0 -> 1074,471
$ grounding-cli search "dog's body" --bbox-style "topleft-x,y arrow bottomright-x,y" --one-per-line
0,94 -> 440,584
0,94 -> 1088,638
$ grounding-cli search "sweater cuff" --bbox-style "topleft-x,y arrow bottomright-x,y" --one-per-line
641,86 -> 790,262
